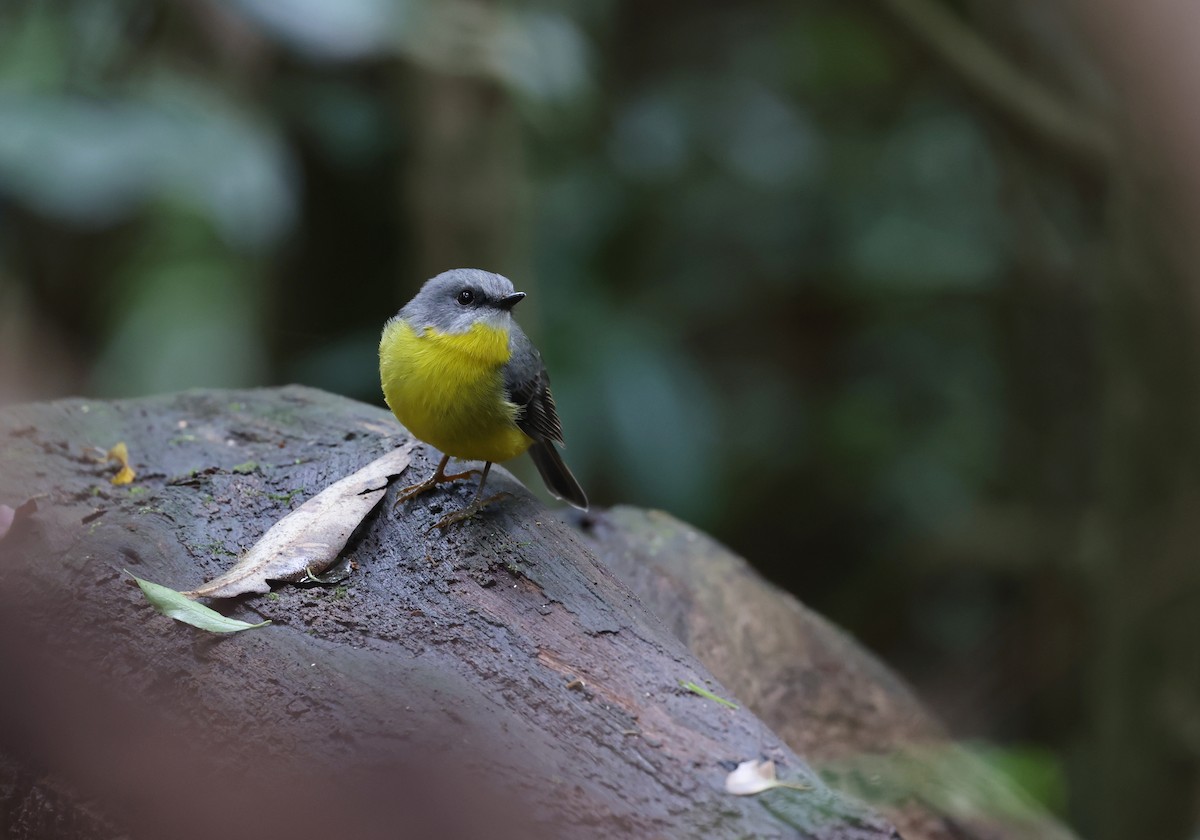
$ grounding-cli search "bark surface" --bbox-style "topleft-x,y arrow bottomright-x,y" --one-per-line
0,386 -> 897,840
579,508 -> 1080,840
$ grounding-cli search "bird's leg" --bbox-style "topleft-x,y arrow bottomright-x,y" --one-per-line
429,461 -> 511,530
392,453 -> 481,510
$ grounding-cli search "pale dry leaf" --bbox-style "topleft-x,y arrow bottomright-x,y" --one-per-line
724,759 -> 811,796
725,759 -> 780,795
185,444 -> 413,599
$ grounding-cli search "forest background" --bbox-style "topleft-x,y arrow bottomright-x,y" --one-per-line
2,2 -> 1198,839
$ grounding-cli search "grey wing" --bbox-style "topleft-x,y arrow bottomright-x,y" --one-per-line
504,328 -> 565,444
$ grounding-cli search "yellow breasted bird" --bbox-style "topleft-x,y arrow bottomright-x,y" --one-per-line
380,268 -> 588,528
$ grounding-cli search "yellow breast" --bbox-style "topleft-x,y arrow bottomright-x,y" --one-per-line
379,319 -> 533,463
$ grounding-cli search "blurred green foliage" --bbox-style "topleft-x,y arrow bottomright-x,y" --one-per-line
2,2 -> 1192,838
974,742 -> 1068,817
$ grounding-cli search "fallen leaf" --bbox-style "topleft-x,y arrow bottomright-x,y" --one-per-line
108,442 -> 136,485
129,572 -> 270,633
185,445 -> 413,599
0,497 -> 39,543
724,759 -> 810,796
680,680 -> 739,709
300,554 -> 352,585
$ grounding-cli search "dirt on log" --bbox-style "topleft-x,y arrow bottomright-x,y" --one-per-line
0,386 -> 1072,840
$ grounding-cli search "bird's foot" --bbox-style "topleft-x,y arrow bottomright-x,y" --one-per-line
392,466 -> 481,510
428,492 -> 510,531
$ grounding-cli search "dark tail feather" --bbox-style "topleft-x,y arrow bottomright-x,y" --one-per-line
528,441 -> 588,510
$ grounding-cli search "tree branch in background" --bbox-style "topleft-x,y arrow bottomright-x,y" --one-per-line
875,0 -> 1117,172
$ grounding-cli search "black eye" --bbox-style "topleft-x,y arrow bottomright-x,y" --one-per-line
456,289 -> 474,306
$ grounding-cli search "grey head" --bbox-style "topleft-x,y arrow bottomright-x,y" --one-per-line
400,268 -> 526,334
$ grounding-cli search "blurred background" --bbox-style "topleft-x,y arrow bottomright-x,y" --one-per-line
2,1 -> 1199,837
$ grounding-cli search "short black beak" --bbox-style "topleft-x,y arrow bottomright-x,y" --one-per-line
498,291 -> 526,311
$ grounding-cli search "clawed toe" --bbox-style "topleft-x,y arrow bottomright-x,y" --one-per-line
428,492 -> 510,531
391,454 -> 482,510
391,454 -> 507,529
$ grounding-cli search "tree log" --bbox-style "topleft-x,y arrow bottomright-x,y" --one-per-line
0,386 -> 1078,840
578,508 -> 1080,840
0,386 -> 896,839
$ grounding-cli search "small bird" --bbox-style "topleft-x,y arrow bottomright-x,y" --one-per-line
379,268 -> 588,528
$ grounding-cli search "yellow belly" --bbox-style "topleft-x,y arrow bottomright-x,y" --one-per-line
379,319 -> 533,463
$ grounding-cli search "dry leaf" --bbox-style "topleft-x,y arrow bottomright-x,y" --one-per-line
724,759 -> 810,796
725,759 -> 780,795
108,442 -> 136,485
185,445 -> 413,599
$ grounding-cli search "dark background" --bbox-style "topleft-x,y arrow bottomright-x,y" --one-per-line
3,2 -> 1198,838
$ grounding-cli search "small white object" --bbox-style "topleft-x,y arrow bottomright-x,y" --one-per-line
724,759 -> 780,796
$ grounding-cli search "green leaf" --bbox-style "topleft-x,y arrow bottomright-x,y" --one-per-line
680,680 -> 739,709
128,571 -> 271,633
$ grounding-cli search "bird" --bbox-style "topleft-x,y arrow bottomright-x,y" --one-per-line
379,268 -> 588,528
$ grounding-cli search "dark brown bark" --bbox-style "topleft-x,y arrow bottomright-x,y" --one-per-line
580,508 -> 1080,840
0,386 -> 896,840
